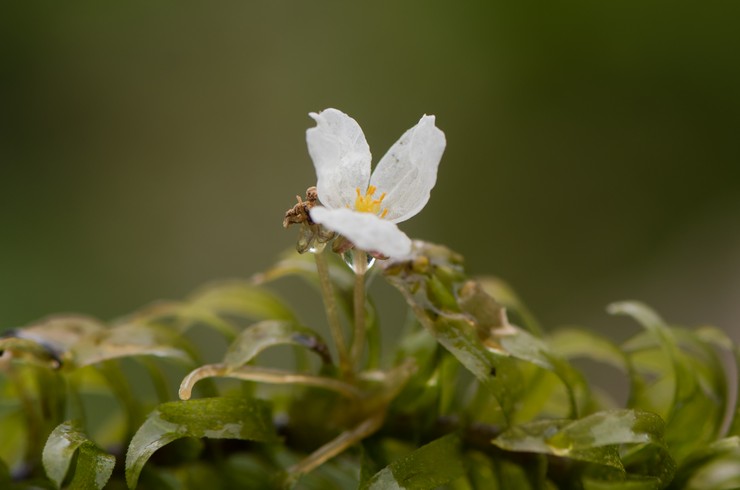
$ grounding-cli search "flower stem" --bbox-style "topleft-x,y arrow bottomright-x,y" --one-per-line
314,251 -> 351,377
350,250 -> 368,371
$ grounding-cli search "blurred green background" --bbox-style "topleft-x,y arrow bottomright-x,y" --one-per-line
2,2 -> 739,337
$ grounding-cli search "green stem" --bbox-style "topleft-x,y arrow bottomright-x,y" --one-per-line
365,298 -> 381,370
138,357 -> 171,403
9,367 -> 43,471
97,361 -> 142,438
66,372 -> 87,422
314,251 -> 351,377
350,250 -> 368,371
178,364 -> 363,400
286,413 -> 385,480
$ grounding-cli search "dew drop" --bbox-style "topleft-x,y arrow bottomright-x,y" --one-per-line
342,250 -> 376,273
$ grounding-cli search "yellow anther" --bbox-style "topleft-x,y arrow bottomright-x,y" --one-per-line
353,186 -> 388,217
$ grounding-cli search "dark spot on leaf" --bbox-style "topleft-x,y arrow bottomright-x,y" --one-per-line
489,367 -> 497,377
292,333 -> 332,364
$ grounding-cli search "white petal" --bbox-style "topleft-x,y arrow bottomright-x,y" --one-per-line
369,115 -> 446,223
306,109 -> 372,210
310,207 -> 412,259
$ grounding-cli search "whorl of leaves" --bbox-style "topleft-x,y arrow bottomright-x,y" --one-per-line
0,244 -> 738,489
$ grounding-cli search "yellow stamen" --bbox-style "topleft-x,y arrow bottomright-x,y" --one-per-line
353,186 -> 388,217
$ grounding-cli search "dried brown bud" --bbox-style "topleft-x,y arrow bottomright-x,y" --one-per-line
284,186 -> 336,253
283,186 -> 320,228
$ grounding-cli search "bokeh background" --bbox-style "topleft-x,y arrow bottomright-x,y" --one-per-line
2,2 -> 739,340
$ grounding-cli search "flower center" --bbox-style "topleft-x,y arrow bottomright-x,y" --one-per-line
354,185 -> 388,218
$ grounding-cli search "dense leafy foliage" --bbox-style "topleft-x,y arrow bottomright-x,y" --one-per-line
1,242 -> 738,489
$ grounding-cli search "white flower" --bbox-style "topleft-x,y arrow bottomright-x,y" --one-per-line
306,108 -> 446,259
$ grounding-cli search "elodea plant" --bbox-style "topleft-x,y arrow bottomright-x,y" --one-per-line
2,110 -> 740,490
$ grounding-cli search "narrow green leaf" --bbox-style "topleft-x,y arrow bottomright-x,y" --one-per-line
294,455 -> 368,490
548,329 -> 628,372
493,410 -> 672,475
607,302 -> 665,331
476,276 -> 543,336
424,314 -> 522,424
223,320 -> 331,368
505,366 -> 566,423
189,280 -> 298,323
494,458 -> 539,490
549,409 -> 664,449
494,419 -> 622,469
125,397 -> 275,489
256,250 -> 355,291
582,476 -> 661,490
497,327 -> 590,418
136,356 -> 173,403
95,360 -> 147,435
691,326 -> 740,439
71,323 -> 193,367
618,441 -> 676,489
0,458 -> 10,485
0,337 -> 62,368
383,243 -> 523,424
115,300 -> 240,340
115,281 -> 299,343
174,304 -> 241,338
728,345 -> 740,438
610,301 -> 727,462
680,449 -> 740,490
0,315 -> 105,367
359,444 -> 380,488
671,328 -> 731,438
0,410 -> 27,473
462,451 -> 502,490
43,421 -> 86,487
671,436 -> 740,488
384,244 -> 588,423
361,434 -> 465,490
535,329 -> 632,416
67,443 -> 116,490
389,330 -> 448,419
42,420 -> 114,490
